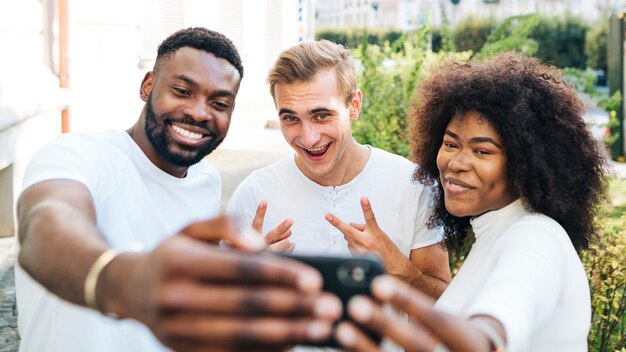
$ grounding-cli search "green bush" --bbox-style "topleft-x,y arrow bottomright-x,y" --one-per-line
586,19 -> 608,72
452,17 -> 495,54
316,29 -> 403,50
582,179 -> 626,352
531,15 -> 589,69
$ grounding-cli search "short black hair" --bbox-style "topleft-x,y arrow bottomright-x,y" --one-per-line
410,52 -> 608,252
156,27 -> 243,78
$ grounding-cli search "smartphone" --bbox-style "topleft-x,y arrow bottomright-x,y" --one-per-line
286,253 -> 385,348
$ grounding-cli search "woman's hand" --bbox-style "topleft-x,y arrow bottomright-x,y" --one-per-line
336,275 -> 501,352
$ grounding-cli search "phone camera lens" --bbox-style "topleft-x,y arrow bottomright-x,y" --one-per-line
351,266 -> 365,282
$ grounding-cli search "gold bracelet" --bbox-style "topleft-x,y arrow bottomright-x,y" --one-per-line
471,319 -> 506,352
83,247 -> 139,315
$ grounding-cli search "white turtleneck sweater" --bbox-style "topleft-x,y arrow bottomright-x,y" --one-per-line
435,199 -> 590,352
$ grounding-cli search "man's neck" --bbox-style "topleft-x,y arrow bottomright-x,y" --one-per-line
126,121 -> 189,178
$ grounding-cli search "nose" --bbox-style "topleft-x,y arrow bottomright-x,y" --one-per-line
301,122 -> 321,147
183,99 -> 211,122
448,150 -> 471,172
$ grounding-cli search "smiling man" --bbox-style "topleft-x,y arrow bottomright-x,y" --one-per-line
227,40 -> 451,301
15,28 -> 342,352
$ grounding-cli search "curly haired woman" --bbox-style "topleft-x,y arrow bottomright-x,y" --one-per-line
333,52 -> 609,352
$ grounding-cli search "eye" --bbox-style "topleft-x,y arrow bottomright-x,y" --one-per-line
281,115 -> 299,122
212,101 -> 231,111
315,113 -> 329,120
173,87 -> 190,96
442,141 -> 457,149
474,149 -> 490,155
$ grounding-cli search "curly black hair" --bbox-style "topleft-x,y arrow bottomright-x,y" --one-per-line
156,27 -> 243,79
409,52 -> 608,253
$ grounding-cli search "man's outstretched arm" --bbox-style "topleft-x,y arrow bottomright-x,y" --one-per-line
17,179 -> 342,351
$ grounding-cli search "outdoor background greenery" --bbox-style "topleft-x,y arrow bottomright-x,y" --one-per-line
319,14 -> 625,351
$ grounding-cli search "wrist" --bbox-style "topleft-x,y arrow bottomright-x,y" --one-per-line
91,246 -> 144,319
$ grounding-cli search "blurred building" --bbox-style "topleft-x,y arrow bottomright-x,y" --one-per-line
315,0 -> 626,30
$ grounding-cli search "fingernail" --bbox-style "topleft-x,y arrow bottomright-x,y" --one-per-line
373,276 -> 396,300
314,295 -> 342,319
348,296 -> 373,322
298,270 -> 323,292
307,321 -> 332,340
336,323 -> 356,347
324,213 -> 333,222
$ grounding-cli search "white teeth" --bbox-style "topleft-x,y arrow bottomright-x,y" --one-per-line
306,144 -> 328,152
172,124 -> 203,140
449,180 -> 469,189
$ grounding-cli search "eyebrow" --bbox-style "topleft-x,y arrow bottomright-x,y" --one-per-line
445,130 -> 503,149
278,107 -> 334,115
174,74 -> 234,98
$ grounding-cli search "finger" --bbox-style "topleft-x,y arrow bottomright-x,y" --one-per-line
360,197 -> 380,229
159,282 -> 342,319
161,238 -> 322,293
335,321 -> 380,352
283,242 -> 296,255
350,223 -> 366,232
264,219 -> 293,244
325,212 -> 360,240
180,216 -> 265,251
373,276 -> 485,351
347,296 -> 441,352
346,241 -> 368,255
159,315 -> 336,349
251,201 -> 268,233
267,239 -> 293,254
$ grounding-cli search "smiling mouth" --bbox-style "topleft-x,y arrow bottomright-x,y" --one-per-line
303,143 -> 330,157
444,177 -> 474,192
171,124 -> 204,140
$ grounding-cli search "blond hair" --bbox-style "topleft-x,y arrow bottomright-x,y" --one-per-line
267,40 -> 356,106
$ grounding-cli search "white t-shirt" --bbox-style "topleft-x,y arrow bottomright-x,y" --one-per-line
227,147 -> 441,256
15,130 -> 221,352
435,199 -> 590,352
227,147 -> 441,352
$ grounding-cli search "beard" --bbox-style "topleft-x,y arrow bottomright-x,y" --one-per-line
144,94 -> 225,167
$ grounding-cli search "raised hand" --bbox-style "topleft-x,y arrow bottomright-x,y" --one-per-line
335,275 -> 498,352
252,200 -> 295,254
325,196 -> 403,265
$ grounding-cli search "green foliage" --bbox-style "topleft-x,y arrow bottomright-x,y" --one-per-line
316,29 -> 403,50
475,14 -> 540,60
452,17 -> 495,54
531,15 -> 589,69
350,26 -> 471,157
562,67 -> 623,156
351,29 -> 430,157
582,178 -> 626,351
586,19 -> 608,72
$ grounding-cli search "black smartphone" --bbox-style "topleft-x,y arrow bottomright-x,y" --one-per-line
286,254 -> 385,348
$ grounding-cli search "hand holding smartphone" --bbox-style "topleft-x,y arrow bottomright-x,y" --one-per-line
286,254 -> 385,348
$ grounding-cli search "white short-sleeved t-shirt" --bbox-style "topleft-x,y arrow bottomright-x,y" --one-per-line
227,147 -> 441,257
16,130 -> 221,352
435,200 -> 591,352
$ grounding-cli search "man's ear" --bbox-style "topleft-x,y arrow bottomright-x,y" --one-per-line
139,71 -> 154,102
349,89 -> 363,121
